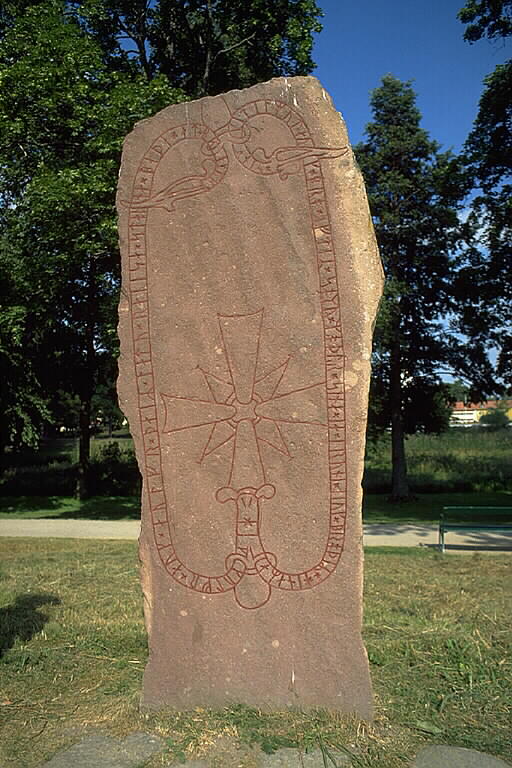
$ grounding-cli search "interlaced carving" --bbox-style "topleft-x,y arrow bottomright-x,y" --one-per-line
126,97 -> 348,609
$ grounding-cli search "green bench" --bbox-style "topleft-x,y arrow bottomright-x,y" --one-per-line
439,506 -> 512,553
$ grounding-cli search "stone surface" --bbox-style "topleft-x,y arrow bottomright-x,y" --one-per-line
117,76 -> 382,716
40,731 -> 164,767
165,747 -> 351,767
259,747 -> 351,766
414,746 -> 511,768
179,762 -> 208,768
174,746 -> 351,767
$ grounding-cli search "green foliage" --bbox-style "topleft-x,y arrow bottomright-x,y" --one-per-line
364,428 -> 512,495
0,461 -> 76,496
88,440 -> 140,495
355,75 -> 469,497
446,378 -> 471,403
479,404 -> 511,429
0,437 -> 139,496
356,77 -> 467,380
369,374 -> 452,439
0,299 -> 50,453
457,1 -> 511,391
76,0 -> 323,97
0,0 -> 323,477
458,0 -> 512,41
0,0 -> 183,471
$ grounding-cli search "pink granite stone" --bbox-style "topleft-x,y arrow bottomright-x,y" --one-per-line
117,77 -> 382,718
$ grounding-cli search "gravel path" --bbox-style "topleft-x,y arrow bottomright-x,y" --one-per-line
1,518 -> 511,552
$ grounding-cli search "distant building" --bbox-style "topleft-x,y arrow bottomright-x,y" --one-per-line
450,400 -> 512,427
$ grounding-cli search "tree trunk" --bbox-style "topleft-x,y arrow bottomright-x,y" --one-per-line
76,397 -> 91,500
200,1 -> 214,96
135,34 -> 152,82
76,262 -> 97,500
0,441 -> 7,479
389,309 -> 410,501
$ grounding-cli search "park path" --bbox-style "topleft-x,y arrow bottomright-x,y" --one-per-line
0,518 -> 511,552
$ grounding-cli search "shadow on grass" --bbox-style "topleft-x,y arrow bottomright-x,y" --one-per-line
62,497 -> 140,520
0,593 -> 61,658
0,496 -> 63,513
429,542 -> 512,552
363,491 -> 512,524
424,527 -> 512,552
364,461 -> 512,496
0,496 -> 141,520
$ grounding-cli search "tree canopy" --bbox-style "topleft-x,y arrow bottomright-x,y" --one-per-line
69,0 -> 323,96
479,403 -> 511,429
355,75 -> 469,499
0,0 -> 183,492
456,0 -> 511,392
0,0 -> 323,496
458,0 -> 512,41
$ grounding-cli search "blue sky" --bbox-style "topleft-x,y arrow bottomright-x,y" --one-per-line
312,0 -> 510,152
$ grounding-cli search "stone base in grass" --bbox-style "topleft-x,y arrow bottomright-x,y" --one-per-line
40,731 -> 164,768
414,745 -> 511,767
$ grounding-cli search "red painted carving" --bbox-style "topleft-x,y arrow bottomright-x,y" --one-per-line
127,98 -> 348,609
161,311 -> 328,609
124,98 -> 348,212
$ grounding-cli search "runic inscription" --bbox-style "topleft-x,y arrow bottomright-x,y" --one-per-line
126,96 -> 349,610
118,77 -> 380,717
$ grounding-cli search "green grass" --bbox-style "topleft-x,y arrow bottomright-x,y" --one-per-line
0,495 -> 140,520
0,541 -> 510,767
1,429 -> 511,525
363,490 -> 512,524
365,429 -> 512,494
1,491 -> 511,525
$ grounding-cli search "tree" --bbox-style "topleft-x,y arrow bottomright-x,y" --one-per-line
479,403 -> 511,429
0,0 -> 323,496
355,76 -> 469,500
456,1 -> 511,392
0,267 -> 50,457
74,0 -> 323,96
458,0 -> 512,41
0,0 -> 183,495
446,378 -> 471,404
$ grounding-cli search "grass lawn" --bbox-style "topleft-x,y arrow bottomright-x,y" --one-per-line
1,491 -> 511,525
363,490 -> 512,524
0,495 -> 141,520
1,429 -> 510,525
0,541 -> 510,767
364,429 -> 512,494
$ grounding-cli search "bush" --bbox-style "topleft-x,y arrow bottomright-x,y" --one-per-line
88,442 -> 141,496
0,441 -> 140,497
0,462 -> 76,496
478,409 -> 510,430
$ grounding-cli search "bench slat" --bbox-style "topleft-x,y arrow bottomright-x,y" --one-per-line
442,524 -> 512,531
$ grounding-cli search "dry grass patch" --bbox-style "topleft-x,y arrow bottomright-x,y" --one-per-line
0,540 -> 510,767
